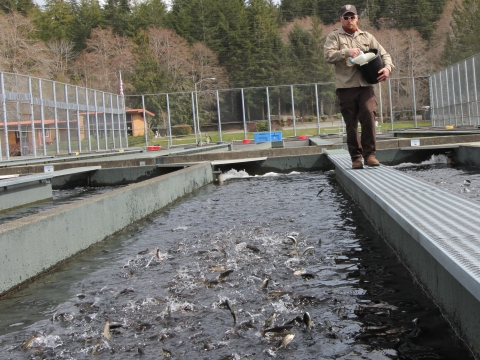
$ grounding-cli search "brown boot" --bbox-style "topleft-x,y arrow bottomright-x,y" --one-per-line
365,156 -> 380,166
352,159 -> 363,169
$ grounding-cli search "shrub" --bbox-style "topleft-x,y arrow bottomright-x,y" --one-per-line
171,124 -> 193,136
320,114 -> 328,122
257,121 -> 268,132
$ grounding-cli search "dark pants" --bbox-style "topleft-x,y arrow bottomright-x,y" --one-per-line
336,86 -> 377,161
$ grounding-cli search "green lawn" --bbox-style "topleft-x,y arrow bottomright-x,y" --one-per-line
136,120 -> 432,147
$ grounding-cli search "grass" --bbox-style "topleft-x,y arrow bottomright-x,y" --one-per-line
136,120 -> 433,148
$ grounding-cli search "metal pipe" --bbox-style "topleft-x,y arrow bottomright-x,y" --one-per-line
191,92 -> 197,143
28,77 -> 37,157
216,90 -> 222,142
1,73 -> 9,161
315,84 -> 320,135
266,87 -> 272,133
64,84 -> 72,154
39,79 -> 46,156
110,93 -> 115,149
241,88 -> 246,139
94,90 -> 100,151
166,93 -> 172,148
388,79 -> 393,131
142,95 -> 148,146
102,92 -> 108,150
76,86 -> 81,153
86,88 -> 91,152
290,85 -> 296,137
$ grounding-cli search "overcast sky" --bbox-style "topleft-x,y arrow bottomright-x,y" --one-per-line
33,0 -> 281,8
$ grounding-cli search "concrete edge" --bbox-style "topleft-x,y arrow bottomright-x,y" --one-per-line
0,162 -> 213,296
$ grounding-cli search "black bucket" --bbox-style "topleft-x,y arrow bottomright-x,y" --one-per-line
358,49 -> 384,84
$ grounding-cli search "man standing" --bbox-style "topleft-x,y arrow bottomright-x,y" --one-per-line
324,4 -> 394,169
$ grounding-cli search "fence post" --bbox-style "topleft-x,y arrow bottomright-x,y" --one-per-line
449,68 -> 455,127
266,87 -> 272,133
191,92 -> 197,143
290,85 -> 296,137
464,61 -> 471,125
76,86 -> 81,153
28,77 -> 37,157
315,84 -> 320,135
241,88 -> 246,139
110,93 -> 115,149
94,90 -> 100,151
39,79 -> 46,156
439,72 -> 445,125
474,56 -> 479,126
166,93 -> 172,148
86,88 -> 91,152
412,77 -> 417,128
388,78 -> 393,131
216,90 -> 222,142
0,73 -> 9,161
142,95 -> 148,147
116,95 -> 122,149
102,92 -> 108,150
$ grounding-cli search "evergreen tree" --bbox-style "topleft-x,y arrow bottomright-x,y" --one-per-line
103,0 -> 134,36
441,0 -> 480,66
131,0 -> 166,32
1,0 -> 37,15
34,0 -> 75,41
70,0 -> 102,52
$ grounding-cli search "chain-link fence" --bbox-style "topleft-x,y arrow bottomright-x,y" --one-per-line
430,56 -> 480,127
0,71 -> 126,161
1,70 -> 435,160
128,77 -> 431,147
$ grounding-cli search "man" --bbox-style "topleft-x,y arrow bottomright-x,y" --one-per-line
324,4 -> 394,169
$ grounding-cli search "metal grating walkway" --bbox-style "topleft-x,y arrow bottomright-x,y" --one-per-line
328,151 -> 480,301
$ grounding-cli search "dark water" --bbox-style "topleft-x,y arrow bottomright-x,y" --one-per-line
393,154 -> 480,202
0,186 -> 123,226
0,166 -> 476,359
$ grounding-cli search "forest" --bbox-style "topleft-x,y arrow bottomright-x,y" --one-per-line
0,0 -> 475,126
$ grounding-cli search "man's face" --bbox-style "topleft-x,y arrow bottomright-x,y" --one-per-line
340,12 -> 358,30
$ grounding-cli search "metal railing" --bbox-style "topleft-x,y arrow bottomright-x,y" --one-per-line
0,71 -> 127,161
429,54 -> 480,127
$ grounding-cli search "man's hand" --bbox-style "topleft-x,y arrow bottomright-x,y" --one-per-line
377,68 -> 390,82
349,48 -> 361,58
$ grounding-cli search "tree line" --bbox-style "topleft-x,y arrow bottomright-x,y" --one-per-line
0,0 -> 469,125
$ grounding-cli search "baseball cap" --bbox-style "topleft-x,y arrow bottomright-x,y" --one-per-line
340,5 -> 357,16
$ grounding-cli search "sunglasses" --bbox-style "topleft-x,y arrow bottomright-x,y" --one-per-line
342,15 -> 356,20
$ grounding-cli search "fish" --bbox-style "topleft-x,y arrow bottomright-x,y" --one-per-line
267,291 -> 293,299
300,273 -> 315,279
261,278 -> 269,290
162,348 -> 172,357
156,248 -> 163,260
21,333 -> 39,350
286,235 -> 297,248
246,244 -> 261,253
303,312 -> 312,329
464,179 -> 471,186
138,247 -> 158,255
293,269 -> 305,276
103,318 -> 111,339
287,249 -> 298,256
201,280 -> 219,287
209,266 -> 226,272
264,312 -> 276,328
302,246 -> 315,256
224,299 -> 237,326
262,324 -> 294,336
218,269 -> 234,281
279,333 -> 295,348
317,189 -> 324,196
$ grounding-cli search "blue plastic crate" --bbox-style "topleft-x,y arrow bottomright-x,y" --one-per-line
253,131 -> 282,143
